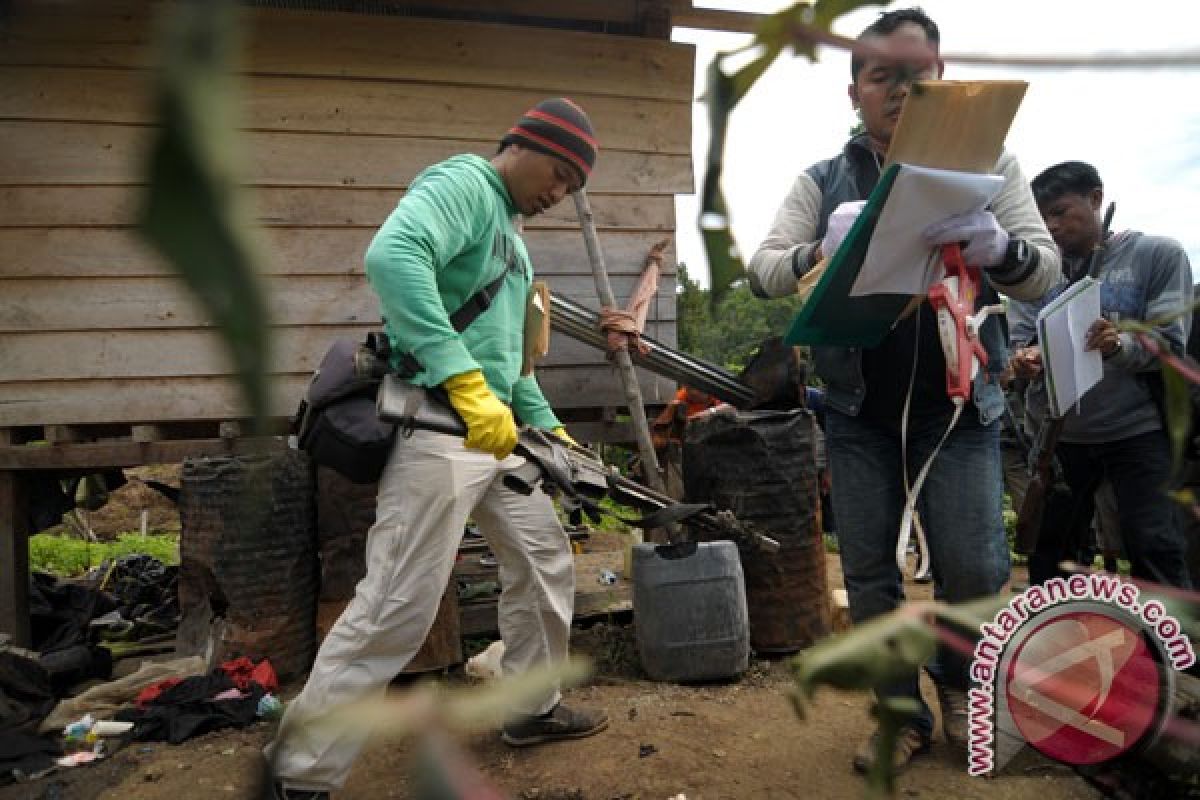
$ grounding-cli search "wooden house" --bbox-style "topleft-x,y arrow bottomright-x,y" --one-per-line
0,0 -> 761,644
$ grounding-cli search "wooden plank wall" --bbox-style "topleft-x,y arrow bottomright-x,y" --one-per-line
0,1 -> 693,430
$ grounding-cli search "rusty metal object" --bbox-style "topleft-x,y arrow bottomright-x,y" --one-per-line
315,465 -> 373,601
683,409 -> 832,653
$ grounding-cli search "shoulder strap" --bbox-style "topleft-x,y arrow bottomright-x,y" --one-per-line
396,269 -> 510,377
448,269 -> 508,333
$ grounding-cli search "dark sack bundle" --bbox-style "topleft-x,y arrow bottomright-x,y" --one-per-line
295,339 -> 395,484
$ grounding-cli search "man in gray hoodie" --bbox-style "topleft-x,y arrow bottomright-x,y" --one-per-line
748,7 -> 1059,773
1009,160 -> 1193,590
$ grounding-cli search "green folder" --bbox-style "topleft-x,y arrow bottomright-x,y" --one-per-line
784,164 -> 916,347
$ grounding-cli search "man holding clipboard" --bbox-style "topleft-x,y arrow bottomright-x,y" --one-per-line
1009,161 -> 1193,590
748,8 -> 1059,773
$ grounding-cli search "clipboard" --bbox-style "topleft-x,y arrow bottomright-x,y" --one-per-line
784,163 -> 909,347
783,80 -> 1028,348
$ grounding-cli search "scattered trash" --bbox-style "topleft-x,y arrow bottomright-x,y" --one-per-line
56,751 -> 99,768
464,640 -> 506,681
257,693 -> 284,719
93,720 -> 133,736
63,714 -> 95,740
638,743 -> 657,758
457,579 -> 500,601
597,570 -> 618,585
711,748 -> 726,759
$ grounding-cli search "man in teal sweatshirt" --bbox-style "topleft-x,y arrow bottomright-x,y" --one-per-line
267,98 -> 608,800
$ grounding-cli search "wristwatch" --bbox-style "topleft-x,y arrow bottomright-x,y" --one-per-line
1002,237 -> 1032,270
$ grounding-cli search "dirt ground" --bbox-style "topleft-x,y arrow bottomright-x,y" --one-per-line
7,531 -> 1102,800
0,642 -> 1101,800
9,469 -> 1106,799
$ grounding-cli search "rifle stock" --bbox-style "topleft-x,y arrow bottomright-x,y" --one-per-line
1013,416 -> 1064,554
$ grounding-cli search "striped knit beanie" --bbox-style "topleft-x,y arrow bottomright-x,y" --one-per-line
501,98 -> 598,184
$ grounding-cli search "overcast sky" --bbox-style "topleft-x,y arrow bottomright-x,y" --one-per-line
672,0 -> 1200,287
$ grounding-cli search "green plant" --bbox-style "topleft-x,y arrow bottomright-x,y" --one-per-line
594,496 -> 637,535
29,532 -> 179,577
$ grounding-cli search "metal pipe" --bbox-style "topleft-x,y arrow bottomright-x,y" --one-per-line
549,292 -> 757,407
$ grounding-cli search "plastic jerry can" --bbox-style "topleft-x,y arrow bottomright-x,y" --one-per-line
632,540 -> 750,682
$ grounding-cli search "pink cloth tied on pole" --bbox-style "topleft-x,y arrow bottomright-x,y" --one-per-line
598,238 -> 670,359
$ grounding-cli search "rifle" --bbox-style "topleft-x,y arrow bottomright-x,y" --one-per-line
1013,414 -> 1067,554
1013,202 -> 1116,555
375,373 -> 781,554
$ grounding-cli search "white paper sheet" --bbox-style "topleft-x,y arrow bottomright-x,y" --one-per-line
1036,278 -> 1104,418
849,164 -> 1005,297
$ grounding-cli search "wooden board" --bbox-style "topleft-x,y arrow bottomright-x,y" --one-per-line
0,121 -> 692,194
0,186 -> 675,231
0,66 -> 690,156
0,3 -> 695,102
0,272 -> 675,332
0,452 -> 31,645
0,436 -> 288,471
0,365 -> 676,427
0,228 -> 676,279
0,320 -> 677,381
885,80 -> 1028,173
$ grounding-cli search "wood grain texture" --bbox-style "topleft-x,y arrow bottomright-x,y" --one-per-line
0,228 -> 676,279
0,320 -> 677,381
0,187 -> 675,231
0,365 -> 676,426
1,3 -> 694,101
0,0 -> 692,433
0,121 -> 692,193
0,66 -> 689,155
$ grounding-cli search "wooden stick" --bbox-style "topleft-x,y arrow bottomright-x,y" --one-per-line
572,189 -> 666,492
0,430 -> 31,647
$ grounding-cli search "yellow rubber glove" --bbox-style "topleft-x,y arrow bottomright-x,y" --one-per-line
443,370 -> 518,459
552,426 -> 578,447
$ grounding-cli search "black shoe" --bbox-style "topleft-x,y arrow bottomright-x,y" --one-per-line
501,703 -> 608,747
851,724 -> 932,774
270,782 -> 329,800
936,684 -> 969,751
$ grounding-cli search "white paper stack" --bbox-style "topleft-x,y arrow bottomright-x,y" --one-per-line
1036,277 -> 1104,417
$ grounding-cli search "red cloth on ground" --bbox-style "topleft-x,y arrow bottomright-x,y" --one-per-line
136,658 -> 278,707
219,657 -> 279,694
136,678 -> 183,708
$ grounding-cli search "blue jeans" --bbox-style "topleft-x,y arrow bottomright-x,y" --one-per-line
826,408 -> 1010,736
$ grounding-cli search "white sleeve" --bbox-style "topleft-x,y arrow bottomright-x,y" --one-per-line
747,173 -> 823,298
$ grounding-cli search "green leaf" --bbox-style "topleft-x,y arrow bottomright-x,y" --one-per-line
1162,362 -> 1192,476
139,0 -> 271,429
788,606 -> 936,710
